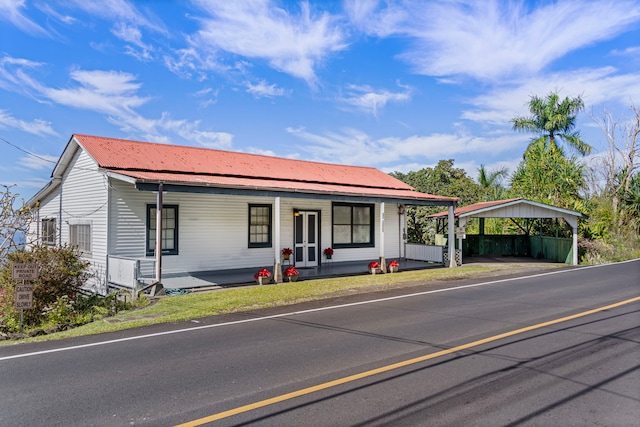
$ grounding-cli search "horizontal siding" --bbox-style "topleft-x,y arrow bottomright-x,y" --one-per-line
31,149 -> 108,292
28,190 -> 60,248
60,149 -> 108,292
109,186 -> 405,273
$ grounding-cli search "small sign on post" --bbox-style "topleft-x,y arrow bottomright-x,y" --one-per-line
12,263 -> 39,333
456,226 -> 466,239
12,263 -> 39,281
14,284 -> 34,310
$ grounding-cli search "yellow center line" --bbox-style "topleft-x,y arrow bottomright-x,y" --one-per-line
175,295 -> 640,427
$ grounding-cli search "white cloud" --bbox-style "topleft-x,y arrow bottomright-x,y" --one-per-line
352,0 -> 640,82
344,0 -> 408,37
339,82 -> 412,116
66,0 -> 166,33
0,110 -> 57,136
112,22 -> 153,60
43,69 -> 149,117
286,126 -> 521,168
164,47 -> 227,81
190,0 -> 348,84
461,67 -> 640,125
0,56 -> 44,92
19,154 -> 58,171
246,80 -> 287,98
0,55 -> 233,148
0,0 -> 48,36
66,0 -> 166,61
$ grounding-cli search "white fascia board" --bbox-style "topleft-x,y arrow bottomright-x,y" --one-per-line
26,179 -> 60,207
103,171 -> 138,185
459,199 -> 586,219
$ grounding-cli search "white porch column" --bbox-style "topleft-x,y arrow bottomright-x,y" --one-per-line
379,202 -> 386,272
457,218 -> 466,265
447,204 -> 456,268
273,197 -> 282,283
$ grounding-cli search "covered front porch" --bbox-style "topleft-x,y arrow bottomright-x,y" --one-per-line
139,258 -> 443,292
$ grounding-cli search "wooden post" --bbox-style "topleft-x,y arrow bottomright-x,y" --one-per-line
155,183 -> 163,284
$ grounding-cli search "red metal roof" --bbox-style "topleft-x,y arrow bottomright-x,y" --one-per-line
71,134 -> 456,203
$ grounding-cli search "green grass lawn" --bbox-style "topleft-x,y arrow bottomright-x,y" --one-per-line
3,263 -> 561,344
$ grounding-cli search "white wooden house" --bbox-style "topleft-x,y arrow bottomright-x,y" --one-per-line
27,134 -> 458,293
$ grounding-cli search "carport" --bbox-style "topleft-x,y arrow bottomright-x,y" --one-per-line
429,198 -> 587,265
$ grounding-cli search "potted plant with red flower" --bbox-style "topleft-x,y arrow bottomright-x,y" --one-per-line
253,268 -> 271,285
388,260 -> 399,273
368,261 -> 381,274
281,247 -> 293,260
323,247 -> 334,259
283,266 -> 299,282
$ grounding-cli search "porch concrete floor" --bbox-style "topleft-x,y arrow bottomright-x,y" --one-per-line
158,259 -> 443,291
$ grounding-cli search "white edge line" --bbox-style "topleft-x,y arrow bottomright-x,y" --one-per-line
1,260 -> 637,362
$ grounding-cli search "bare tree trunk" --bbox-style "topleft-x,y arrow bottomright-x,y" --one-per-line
1,185 -> 35,262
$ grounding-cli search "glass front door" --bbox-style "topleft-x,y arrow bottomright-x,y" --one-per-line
294,211 -> 318,267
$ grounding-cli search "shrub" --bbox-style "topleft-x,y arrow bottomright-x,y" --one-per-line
0,244 -> 92,330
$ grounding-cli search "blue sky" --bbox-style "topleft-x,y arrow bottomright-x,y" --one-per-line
1,0 -> 640,201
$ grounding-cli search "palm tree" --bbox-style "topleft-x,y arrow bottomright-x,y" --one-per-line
477,164 -> 508,201
512,92 -> 592,156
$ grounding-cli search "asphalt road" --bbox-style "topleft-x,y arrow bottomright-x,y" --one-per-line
1,260 -> 638,426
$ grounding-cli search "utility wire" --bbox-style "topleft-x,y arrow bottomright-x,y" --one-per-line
0,136 -> 57,164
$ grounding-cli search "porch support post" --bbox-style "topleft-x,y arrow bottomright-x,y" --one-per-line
458,218 -> 466,265
379,202 -> 386,272
155,183 -> 163,284
447,203 -> 456,268
273,197 -> 282,283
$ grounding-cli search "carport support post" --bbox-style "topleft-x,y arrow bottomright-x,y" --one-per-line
448,204 -> 456,268
566,216 -> 579,266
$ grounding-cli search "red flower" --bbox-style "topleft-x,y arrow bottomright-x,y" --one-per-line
281,248 -> 293,256
284,266 -> 299,276
389,260 -> 399,267
253,269 -> 271,279
323,247 -> 334,256
368,261 -> 380,269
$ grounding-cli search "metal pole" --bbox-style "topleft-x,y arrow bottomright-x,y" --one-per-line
155,183 -> 163,284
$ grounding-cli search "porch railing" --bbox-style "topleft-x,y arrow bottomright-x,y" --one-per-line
107,256 -> 156,294
405,243 -> 444,264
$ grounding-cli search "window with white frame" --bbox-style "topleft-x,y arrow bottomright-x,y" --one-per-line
41,218 -> 56,245
69,223 -> 91,255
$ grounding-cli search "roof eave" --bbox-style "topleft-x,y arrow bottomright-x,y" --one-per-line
132,179 -> 457,206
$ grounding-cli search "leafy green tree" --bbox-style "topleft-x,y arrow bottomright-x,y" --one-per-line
510,142 -> 585,209
391,160 -> 482,243
512,92 -> 592,156
622,173 -> 640,233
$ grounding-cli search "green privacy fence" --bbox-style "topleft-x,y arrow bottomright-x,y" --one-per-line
463,235 -> 573,264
